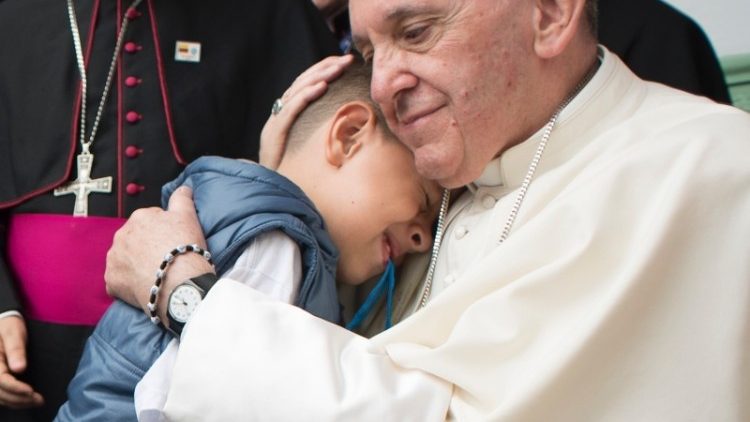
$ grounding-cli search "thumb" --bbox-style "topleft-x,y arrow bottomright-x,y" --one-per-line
0,318 -> 27,374
167,186 -> 196,216
166,186 -> 206,248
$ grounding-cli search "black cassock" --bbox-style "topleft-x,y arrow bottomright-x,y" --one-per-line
599,0 -> 731,104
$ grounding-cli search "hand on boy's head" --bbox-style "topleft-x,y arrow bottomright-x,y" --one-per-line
260,55 -> 354,170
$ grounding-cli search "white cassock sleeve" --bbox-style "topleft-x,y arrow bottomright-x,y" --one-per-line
135,230 -> 304,420
162,279 -> 452,421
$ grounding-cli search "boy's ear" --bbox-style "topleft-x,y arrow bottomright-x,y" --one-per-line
325,101 -> 378,167
532,0 -> 585,58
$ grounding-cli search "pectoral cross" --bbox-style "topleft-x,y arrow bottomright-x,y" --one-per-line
54,153 -> 112,217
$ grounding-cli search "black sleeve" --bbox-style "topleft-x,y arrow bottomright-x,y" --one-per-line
0,211 -> 22,313
0,15 -> 19,312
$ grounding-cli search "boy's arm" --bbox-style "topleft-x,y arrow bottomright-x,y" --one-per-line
220,231 -> 302,304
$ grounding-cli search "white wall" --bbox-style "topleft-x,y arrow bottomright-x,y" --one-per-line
663,0 -> 750,57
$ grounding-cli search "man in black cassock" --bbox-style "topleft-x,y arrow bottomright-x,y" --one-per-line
0,1 -> 339,420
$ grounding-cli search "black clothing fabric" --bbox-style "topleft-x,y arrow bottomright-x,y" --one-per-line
598,0 -> 731,104
0,0 -> 339,419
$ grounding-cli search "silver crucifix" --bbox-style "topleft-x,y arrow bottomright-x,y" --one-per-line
54,152 -> 112,217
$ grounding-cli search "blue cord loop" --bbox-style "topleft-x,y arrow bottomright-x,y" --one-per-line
346,260 -> 396,331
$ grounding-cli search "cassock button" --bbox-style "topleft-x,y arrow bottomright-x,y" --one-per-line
126,111 -> 142,123
125,76 -> 141,87
126,183 -> 145,196
124,42 -> 142,54
444,275 -> 456,285
454,226 -> 468,240
126,8 -> 142,20
125,145 -> 142,158
481,195 -> 496,209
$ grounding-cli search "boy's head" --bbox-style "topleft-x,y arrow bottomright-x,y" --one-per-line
284,59 -> 393,153
277,61 -> 441,286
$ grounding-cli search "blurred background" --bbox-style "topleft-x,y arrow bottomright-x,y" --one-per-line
665,0 -> 750,110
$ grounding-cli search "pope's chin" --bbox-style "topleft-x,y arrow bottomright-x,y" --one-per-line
413,143 -> 468,189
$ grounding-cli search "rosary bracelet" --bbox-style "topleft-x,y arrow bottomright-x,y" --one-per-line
147,244 -> 214,324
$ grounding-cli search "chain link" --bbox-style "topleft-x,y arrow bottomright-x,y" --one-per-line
67,0 -> 143,152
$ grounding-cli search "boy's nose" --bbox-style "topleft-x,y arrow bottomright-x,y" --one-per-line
387,216 -> 434,265
407,220 -> 432,254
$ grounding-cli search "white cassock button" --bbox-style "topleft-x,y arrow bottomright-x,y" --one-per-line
454,226 -> 468,239
482,194 -> 496,209
444,275 -> 456,285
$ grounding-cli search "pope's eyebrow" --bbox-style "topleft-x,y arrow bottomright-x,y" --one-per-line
385,5 -> 424,22
351,4 -> 439,52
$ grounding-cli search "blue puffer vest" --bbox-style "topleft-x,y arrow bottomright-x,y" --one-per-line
56,157 -> 339,421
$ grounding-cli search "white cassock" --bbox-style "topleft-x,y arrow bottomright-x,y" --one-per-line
163,47 -> 750,421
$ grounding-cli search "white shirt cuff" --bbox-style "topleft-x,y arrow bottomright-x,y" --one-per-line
0,310 -> 23,320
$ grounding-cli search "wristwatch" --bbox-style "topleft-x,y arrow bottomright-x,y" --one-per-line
166,272 -> 218,337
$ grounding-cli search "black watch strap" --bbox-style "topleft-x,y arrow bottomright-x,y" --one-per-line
191,272 -> 219,293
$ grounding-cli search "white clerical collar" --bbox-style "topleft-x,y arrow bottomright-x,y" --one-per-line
471,46 -> 615,191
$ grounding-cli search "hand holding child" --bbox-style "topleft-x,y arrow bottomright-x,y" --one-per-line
259,55 -> 354,169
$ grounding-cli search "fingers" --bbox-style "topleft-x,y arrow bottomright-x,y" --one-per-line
282,55 -> 353,102
167,187 -> 206,250
0,317 -> 26,374
260,81 -> 327,168
281,81 -> 328,117
166,186 -> 196,215
0,318 -> 42,409
0,372 -> 43,409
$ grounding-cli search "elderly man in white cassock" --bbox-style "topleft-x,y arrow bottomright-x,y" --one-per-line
104,0 -> 750,420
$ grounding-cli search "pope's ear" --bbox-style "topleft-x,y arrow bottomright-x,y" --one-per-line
532,0 -> 585,58
325,101 -> 378,167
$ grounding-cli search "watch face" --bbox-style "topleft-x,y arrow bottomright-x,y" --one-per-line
168,284 -> 203,323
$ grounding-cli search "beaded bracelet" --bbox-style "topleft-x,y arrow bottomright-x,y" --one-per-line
147,244 -> 214,324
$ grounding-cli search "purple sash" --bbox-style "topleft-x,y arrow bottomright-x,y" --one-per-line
7,214 -> 125,325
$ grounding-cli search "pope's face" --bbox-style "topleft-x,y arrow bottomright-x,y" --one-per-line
349,0 -> 536,188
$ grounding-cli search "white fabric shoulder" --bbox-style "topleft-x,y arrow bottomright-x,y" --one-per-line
134,230 -> 302,421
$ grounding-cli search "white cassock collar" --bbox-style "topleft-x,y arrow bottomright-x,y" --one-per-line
470,45 -> 616,192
